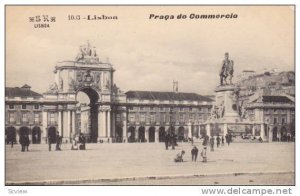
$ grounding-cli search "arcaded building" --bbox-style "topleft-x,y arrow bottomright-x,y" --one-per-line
5,43 -> 295,144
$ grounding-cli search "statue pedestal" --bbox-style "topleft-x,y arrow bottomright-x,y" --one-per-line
215,85 -> 241,123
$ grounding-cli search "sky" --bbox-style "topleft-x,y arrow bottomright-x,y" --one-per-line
6,6 -> 294,96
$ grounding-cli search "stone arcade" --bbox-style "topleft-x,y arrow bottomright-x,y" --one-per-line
5,44 -> 295,144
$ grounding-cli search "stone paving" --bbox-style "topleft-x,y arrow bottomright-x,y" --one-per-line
5,141 -> 295,185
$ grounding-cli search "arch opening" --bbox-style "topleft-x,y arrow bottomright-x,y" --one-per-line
76,87 -> 99,143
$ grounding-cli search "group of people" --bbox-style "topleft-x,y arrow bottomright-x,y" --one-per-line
71,133 -> 86,150
174,146 -> 207,163
48,131 -> 63,151
174,133 -> 233,163
164,131 -> 177,150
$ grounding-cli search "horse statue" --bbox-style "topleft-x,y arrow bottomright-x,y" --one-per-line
219,52 -> 234,86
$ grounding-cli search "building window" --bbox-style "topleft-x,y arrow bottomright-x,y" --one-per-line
140,113 -> 145,122
34,104 -> 39,110
9,104 -> 14,109
34,113 -> 39,123
9,113 -> 14,123
160,107 -> 165,112
179,114 -> 184,122
161,113 -> 166,122
180,107 -> 184,112
140,107 -> 144,111
150,114 -> 155,123
282,118 -> 285,124
22,113 -> 28,123
274,118 -> 277,124
21,104 -> 26,110
50,113 -> 55,124
129,114 -> 135,122
116,114 -> 121,122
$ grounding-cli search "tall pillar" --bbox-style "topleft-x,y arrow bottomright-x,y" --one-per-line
107,110 -> 111,139
98,107 -> 104,141
155,126 -> 159,143
135,127 -> 139,142
58,111 -> 62,135
42,111 -> 48,143
65,110 -> 71,142
112,111 -> 116,141
260,123 -> 265,141
223,123 -> 228,136
268,124 -> 273,142
145,126 -> 149,142
206,124 -> 211,138
100,110 -> 105,138
252,125 -> 255,136
188,122 -> 192,139
71,111 -> 75,139
123,110 -> 127,143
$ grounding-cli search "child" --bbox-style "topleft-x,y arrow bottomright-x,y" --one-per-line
201,146 -> 207,163
174,150 -> 185,162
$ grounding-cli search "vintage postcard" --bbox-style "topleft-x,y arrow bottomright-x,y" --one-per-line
5,5 -> 295,189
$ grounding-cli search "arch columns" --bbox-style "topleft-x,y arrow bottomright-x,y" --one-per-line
97,105 -> 112,142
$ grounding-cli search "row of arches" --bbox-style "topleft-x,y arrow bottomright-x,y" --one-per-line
116,126 -> 191,143
5,126 -> 59,144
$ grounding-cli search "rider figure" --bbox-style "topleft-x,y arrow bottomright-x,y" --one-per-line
220,52 -> 234,85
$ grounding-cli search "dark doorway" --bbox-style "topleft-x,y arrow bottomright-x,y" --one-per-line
138,127 -> 145,142
200,125 -> 206,138
149,127 -> 155,142
128,126 -> 135,143
178,126 -> 185,142
116,126 -> 123,143
280,126 -> 287,141
159,127 -> 165,142
6,126 -> 16,144
32,126 -> 41,144
48,126 -> 57,144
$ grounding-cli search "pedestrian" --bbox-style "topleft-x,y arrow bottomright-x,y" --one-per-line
48,135 -> 52,151
79,133 -> 86,150
19,134 -> 26,152
165,131 -> 169,150
225,134 -> 230,146
191,146 -> 199,162
170,132 -> 175,150
210,136 -> 215,151
201,146 -> 207,163
24,134 -> 30,151
221,136 -> 224,146
216,136 -> 221,148
174,150 -> 185,162
55,131 -> 61,151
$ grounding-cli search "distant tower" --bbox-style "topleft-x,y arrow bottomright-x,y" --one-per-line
173,80 -> 178,93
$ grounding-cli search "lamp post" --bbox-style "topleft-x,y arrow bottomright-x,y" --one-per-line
170,105 -> 176,149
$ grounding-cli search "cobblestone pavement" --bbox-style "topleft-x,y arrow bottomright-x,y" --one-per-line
5,141 -> 294,185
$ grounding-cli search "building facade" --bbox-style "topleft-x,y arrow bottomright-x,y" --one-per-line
5,43 -> 295,144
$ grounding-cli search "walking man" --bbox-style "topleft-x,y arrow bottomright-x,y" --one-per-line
216,136 -> 221,148
165,131 -> 169,150
191,146 -> 199,162
210,136 -> 215,151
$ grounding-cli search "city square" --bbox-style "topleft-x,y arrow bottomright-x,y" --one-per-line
5,6 -> 295,188
6,141 -> 294,185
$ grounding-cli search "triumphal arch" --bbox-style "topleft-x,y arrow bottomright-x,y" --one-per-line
44,42 -> 126,142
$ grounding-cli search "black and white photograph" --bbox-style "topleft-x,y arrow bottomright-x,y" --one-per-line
3,4 -> 296,193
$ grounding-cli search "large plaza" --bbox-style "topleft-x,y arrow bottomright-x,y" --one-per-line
5,141 -> 294,185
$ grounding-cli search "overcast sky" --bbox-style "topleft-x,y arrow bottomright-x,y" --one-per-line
6,6 -> 294,96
